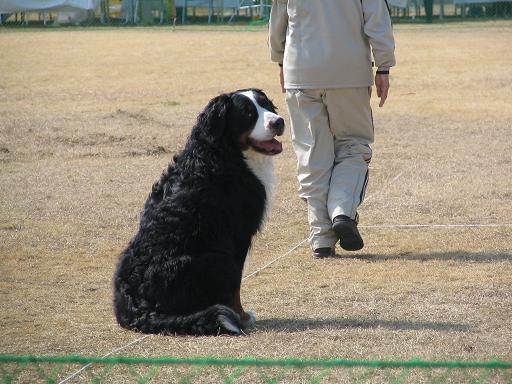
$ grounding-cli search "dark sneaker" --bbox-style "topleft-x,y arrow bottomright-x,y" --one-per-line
312,247 -> 335,259
332,215 -> 364,251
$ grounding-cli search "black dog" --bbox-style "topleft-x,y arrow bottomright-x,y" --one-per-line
113,89 -> 284,335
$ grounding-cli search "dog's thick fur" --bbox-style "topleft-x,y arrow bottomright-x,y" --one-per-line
113,89 -> 283,336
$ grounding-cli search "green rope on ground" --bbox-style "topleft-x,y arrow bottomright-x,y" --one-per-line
0,355 -> 510,370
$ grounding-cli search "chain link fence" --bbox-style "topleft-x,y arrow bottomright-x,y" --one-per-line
390,0 -> 512,22
0,0 -> 269,27
0,355 -> 511,383
0,0 -> 511,27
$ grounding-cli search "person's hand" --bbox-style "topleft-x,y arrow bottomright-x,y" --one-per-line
375,73 -> 389,107
279,66 -> 285,93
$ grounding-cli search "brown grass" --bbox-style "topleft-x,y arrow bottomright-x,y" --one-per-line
0,20 -> 511,381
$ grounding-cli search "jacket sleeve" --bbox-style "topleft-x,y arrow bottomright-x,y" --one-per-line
268,0 -> 288,65
362,0 -> 396,71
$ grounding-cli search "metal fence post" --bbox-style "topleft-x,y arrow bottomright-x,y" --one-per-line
182,0 -> 187,24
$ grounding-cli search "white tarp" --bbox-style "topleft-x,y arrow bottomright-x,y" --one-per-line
0,0 -> 99,13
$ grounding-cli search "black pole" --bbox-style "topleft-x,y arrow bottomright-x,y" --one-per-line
424,0 -> 434,23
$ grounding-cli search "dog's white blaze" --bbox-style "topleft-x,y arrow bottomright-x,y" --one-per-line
238,90 -> 280,142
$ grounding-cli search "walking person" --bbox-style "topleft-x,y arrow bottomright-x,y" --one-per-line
269,0 -> 396,258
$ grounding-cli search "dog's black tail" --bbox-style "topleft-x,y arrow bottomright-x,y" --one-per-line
114,286 -> 242,336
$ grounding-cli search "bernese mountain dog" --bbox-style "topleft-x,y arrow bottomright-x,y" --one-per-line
113,89 -> 284,336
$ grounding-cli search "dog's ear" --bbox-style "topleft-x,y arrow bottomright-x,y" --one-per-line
192,93 -> 232,144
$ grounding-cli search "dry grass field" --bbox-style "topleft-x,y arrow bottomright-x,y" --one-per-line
0,21 -> 511,382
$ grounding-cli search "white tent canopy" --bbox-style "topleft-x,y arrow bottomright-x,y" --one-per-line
0,0 -> 99,13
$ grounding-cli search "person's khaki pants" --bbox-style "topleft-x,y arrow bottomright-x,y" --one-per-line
285,88 -> 374,250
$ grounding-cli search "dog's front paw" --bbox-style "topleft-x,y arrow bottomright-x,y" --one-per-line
241,310 -> 256,329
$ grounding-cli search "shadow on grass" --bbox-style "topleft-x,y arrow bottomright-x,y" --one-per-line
334,251 -> 512,263
255,317 -> 470,333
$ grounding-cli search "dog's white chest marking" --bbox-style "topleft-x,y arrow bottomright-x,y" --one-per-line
242,151 -> 276,270
244,150 -> 276,217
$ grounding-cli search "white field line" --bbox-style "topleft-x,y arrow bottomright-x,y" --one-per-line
58,335 -> 150,384
242,238 -> 308,281
360,223 -> 512,229
363,171 -> 403,203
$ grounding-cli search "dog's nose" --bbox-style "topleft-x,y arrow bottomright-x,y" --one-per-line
269,117 -> 285,136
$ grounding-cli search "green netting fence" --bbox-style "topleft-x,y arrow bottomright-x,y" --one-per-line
1,355 -> 511,383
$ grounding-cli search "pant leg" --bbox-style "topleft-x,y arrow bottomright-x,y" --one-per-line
286,89 -> 337,250
324,88 -> 374,221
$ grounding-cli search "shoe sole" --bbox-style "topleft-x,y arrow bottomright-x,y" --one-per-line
332,221 -> 364,251
312,252 -> 334,259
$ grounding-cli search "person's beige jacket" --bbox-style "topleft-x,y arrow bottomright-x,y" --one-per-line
269,0 -> 396,89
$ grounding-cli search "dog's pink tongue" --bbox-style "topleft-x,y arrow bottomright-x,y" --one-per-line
257,139 -> 282,154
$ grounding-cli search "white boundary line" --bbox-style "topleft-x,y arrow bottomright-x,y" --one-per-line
363,171 -> 403,203
360,223 -> 512,229
242,239 -> 308,280
58,335 -> 150,384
